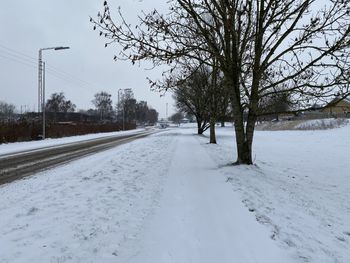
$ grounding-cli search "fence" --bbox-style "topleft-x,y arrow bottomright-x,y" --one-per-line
0,121 -> 136,144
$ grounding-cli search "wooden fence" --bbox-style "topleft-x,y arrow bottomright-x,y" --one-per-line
0,121 -> 136,144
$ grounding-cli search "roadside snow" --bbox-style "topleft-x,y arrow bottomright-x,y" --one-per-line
0,132 -> 176,263
0,128 -> 145,156
200,124 -> 350,263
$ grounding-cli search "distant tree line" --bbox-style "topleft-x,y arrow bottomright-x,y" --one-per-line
44,90 -> 158,125
0,90 -> 159,126
115,89 -> 158,125
0,89 -> 159,143
0,101 -> 16,120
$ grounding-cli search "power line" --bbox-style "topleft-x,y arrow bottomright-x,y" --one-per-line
0,44 -> 96,88
0,53 -> 37,70
0,43 -> 102,93
0,52 -> 93,92
0,43 -> 36,61
45,62 -> 99,88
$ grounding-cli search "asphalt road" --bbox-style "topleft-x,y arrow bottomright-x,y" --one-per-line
0,130 -> 158,185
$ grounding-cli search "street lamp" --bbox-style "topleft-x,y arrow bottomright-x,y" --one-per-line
38,46 -> 69,139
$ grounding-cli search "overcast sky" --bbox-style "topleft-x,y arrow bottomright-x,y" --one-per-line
0,0 -> 174,118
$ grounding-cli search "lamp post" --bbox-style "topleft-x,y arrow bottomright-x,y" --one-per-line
38,46 -> 69,139
42,62 -> 46,139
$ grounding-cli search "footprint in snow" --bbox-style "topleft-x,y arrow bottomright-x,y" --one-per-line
27,207 -> 39,216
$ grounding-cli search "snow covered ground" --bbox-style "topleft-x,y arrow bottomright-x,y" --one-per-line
199,124 -> 350,263
0,131 -> 175,263
0,123 -> 349,262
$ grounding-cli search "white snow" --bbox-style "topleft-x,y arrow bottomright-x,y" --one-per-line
0,132 -> 175,263
125,131 -> 291,263
0,122 -> 349,262
199,125 -> 350,263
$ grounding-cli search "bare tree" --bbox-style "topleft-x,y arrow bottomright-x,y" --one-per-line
170,112 -> 184,125
123,98 -> 137,123
173,68 -> 211,135
0,101 -> 16,121
92,0 -> 350,164
135,101 -> 148,124
45,92 -> 76,122
206,61 -> 231,144
146,108 -> 158,125
46,92 -> 76,113
92,91 -> 113,121
117,89 -> 135,123
135,101 -> 159,125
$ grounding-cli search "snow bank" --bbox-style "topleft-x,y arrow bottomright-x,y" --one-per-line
256,118 -> 348,131
294,118 -> 348,130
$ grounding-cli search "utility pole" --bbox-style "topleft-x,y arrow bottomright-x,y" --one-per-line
42,62 -> 46,139
38,51 -> 43,113
123,105 -> 125,131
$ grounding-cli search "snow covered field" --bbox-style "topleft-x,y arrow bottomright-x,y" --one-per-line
199,124 -> 350,263
0,124 -> 349,262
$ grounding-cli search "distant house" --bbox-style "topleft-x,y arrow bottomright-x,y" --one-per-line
323,97 -> 350,116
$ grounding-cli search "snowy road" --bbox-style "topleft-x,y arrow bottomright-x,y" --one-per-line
0,130 -> 157,184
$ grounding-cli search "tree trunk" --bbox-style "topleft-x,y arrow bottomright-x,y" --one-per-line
235,140 -> 253,164
233,117 -> 253,165
196,118 -> 204,134
226,75 -> 254,165
209,117 -> 216,144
